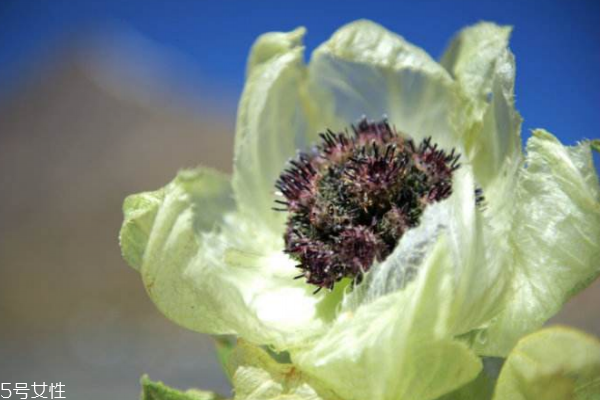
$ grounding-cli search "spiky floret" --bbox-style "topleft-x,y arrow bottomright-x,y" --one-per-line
275,118 -> 461,292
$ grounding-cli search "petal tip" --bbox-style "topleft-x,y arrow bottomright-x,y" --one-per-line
119,189 -> 164,271
530,128 -> 556,142
531,325 -> 600,345
466,21 -> 513,38
247,26 -> 306,75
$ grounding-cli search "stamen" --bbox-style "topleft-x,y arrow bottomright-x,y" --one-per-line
275,117 -> 465,291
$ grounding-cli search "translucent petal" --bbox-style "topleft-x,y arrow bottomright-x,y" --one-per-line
120,168 -> 236,334
441,27 -> 524,332
233,27 -> 324,233
120,168 -> 330,349
442,22 -> 523,207
474,130 -> 600,356
493,327 -> 600,400
309,20 -> 461,151
293,232 -> 481,400
444,168 -> 511,335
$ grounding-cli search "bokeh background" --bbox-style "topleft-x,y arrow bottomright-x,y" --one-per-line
1,0 -> 599,398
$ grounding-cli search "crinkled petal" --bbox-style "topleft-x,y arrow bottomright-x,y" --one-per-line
229,341 -> 341,400
293,229 -> 481,400
120,168 -> 331,349
441,26 -> 524,334
474,131 -> 600,356
492,326 -> 600,400
442,22 -> 523,209
234,27 -> 324,233
120,168 -> 236,334
309,20 -> 462,151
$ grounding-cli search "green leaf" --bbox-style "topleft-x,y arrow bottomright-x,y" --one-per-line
474,131 -> 600,356
492,326 -> 600,400
140,375 -> 226,400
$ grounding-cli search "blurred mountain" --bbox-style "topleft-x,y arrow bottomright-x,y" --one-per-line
0,32 -> 233,399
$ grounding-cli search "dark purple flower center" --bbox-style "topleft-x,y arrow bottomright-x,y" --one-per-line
274,118 -> 461,293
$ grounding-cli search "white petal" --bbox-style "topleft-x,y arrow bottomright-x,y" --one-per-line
120,169 -> 331,349
442,22 -> 523,216
293,223 -> 481,400
474,130 -> 600,356
233,27 -> 325,234
308,20 -> 461,151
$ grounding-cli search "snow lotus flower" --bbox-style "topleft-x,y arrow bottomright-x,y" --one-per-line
120,20 -> 600,400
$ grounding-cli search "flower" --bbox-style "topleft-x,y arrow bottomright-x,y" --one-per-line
120,20 -> 600,400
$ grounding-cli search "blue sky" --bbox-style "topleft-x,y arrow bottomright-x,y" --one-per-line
1,0 -> 598,154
